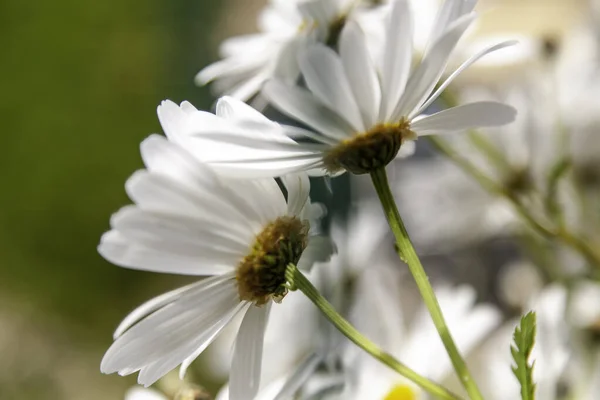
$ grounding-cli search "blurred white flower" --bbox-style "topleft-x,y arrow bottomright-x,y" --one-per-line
453,0 -> 593,84
341,264 -> 501,399
476,285 -> 570,400
125,387 -> 168,400
381,158 -> 514,252
98,136 -> 332,397
497,261 -> 544,310
195,0 -> 379,102
579,352 -> 600,400
570,280 -> 600,329
184,0 -> 516,178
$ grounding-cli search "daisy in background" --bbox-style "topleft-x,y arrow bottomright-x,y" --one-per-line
125,387 -> 167,400
340,262 -> 501,400
195,0 -> 383,102
123,371 -> 213,400
124,384 -> 211,400
98,135 -> 333,399
176,0 -> 516,179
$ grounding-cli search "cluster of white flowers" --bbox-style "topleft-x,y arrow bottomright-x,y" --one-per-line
99,0 -> 600,399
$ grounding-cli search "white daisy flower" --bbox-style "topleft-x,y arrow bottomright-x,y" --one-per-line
211,204 -> 390,400
195,0 -> 377,101
185,0 -> 516,177
341,263 -> 501,399
99,135 -> 332,398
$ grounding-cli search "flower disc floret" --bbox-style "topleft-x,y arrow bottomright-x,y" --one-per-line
236,216 -> 309,305
323,119 -> 415,175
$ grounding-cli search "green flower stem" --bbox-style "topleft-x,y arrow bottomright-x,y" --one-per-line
370,167 -> 484,400
426,136 -> 600,269
285,264 -> 463,400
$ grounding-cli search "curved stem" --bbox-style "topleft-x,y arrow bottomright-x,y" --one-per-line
285,264 -> 463,400
370,167 -> 484,400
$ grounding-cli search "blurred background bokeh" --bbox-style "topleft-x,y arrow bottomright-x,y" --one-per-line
0,0 -> 237,398
1,0 -> 599,399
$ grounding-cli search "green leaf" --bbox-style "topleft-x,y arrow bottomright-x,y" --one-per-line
511,311 -> 537,400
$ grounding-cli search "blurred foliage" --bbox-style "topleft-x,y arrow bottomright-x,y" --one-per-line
0,0 -> 229,398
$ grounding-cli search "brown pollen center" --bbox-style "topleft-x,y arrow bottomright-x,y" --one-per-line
236,216 -> 308,305
322,119 -> 415,175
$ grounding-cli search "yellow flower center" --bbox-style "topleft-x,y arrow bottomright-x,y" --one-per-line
383,384 -> 418,400
236,216 -> 308,305
323,119 -> 415,175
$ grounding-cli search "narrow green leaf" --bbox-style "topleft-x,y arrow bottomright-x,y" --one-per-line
511,311 -> 537,400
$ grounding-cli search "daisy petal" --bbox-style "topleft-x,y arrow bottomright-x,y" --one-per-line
101,275 -> 242,386
125,170 -> 255,236
113,281 -> 202,339
339,21 -> 381,128
98,230 -> 234,276
210,158 -> 325,178
411,102 -> 517,135
216,96 -> 275,124
379,0 -> 413,121
139,135 -> 219,192
194,131 -> 328,153
281,124 -> 339,146
232,178 -> 288,226
109,206 -> 247,259
397,140 -> 416,158
263,80 -> 355,141
412,40 -> 519,118
392,14 -> 475,120
228,73 -> 269,102
281,173 -> 311,216
427,0 -> 477,49
230,304 -> 271,400
299,45 -> 365,131
296,236 -> 336,271
139,135 -> 274,225
195,55 -> 261,85
273,353 -> 323,400
157,101 -> 224,143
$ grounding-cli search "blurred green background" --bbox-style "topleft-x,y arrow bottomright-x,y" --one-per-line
0,0 -> 242,398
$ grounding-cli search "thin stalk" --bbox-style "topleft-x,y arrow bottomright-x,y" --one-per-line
370,167 -> 484,400
285,264 -> 463,400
